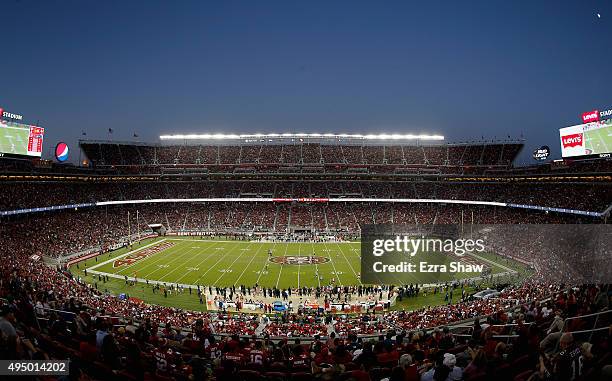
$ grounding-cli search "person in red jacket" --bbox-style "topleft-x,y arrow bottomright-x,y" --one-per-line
248,341 -> 269,367
289,344 -> 311,371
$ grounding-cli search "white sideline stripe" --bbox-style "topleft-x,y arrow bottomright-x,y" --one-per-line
96,198 -> 507,207
166,239 -> 250,243
87,239 -> 166,271
84,269 -> 206,291
468,252 -> 517,274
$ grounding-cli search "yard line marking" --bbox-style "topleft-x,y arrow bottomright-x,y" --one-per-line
87,238 -> 166,272
468,252 -> 516,274
597,128 -> 610,153
114,243 -> 187,277
173,240 -> 227,284
255,242 -> 277,285
332,241 -> 360,280
211,240 -> 257,285
129,242 -> 204,278
321,240 -> 344,286
193,241 -> 244,285
297,242 -> 301,288
234,242 -> 266,286
143,243 -> 210,281
275,242 -> 290,288
135,240 -> 222,279
311,240 -> 321,288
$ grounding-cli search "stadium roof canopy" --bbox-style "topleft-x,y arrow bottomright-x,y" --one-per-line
159,133 -> 445,142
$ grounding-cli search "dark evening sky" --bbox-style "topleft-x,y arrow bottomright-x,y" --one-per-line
1,0 -> 610,163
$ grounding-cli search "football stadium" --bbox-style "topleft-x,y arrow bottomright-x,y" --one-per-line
1,2 -> 612,381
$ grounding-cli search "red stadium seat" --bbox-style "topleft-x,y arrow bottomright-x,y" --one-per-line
264,371 -> 288,381
290,372 -> 314,381
513,370 -> 534,381
369,367 -> 391,381
238,369 -> 263,381
465,372 -> 488,381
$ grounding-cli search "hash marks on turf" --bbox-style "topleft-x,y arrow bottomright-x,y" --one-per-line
211,241 -> 256,285
123,240 -> 216,281
233,242 -> 267,286
193,241 -> 246,285
173,241 -> 240,285
145,241 -> 217,281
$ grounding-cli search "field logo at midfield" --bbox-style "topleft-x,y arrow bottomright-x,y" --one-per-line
113,242 -> 175,268
269,256 -> 330,265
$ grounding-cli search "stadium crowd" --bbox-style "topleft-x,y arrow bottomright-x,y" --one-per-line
1,249 -> 610,381
79,141 -> 523,167
0,202 -> 601,259
0,179 -> 610,219
0,155 -> 610,379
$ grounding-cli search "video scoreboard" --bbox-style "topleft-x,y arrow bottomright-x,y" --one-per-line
560,107 -> 612,159
0,120 -> 45,157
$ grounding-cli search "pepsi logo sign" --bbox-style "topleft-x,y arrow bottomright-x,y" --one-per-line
55,142 -> 69,162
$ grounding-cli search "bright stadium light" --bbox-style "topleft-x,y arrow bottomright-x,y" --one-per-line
159,133 -> 445,141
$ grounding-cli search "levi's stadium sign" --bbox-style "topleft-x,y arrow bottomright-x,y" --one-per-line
0,107 -> 23,121
581,107 -> 612,123
582,110 -> 599,123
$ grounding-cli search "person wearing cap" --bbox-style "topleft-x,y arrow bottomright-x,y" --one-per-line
420,352 -> 462,381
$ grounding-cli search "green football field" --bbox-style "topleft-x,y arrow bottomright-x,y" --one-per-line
585,121 -> 612,155
79,237 -> 515,289
0,125 -> 29,156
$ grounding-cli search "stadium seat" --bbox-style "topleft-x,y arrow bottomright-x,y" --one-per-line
344,362 -> 358,371
245,363 -> 264,371
369,367 -> 391,381
493,363 -> 512,381
510,355 -> 530,377
337,372 -> 354,381
465,373 -> 488,381
270,362 -> 288,372
447,345 -> 467,354
238,369 -> 263,381
264,371 -> 288,381
290,371 -> 314,381
513,370 -> 534,381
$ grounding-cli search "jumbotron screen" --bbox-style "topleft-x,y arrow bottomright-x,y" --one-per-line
0,120 -> 44,157
559,118 -> 612,158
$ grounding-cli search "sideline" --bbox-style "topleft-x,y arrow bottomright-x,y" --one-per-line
87,238 -> 166,271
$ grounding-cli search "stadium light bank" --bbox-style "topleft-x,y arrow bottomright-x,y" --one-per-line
159,133 -> 445,141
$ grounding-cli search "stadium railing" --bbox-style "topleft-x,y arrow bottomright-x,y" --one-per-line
561,309 -> 612,342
